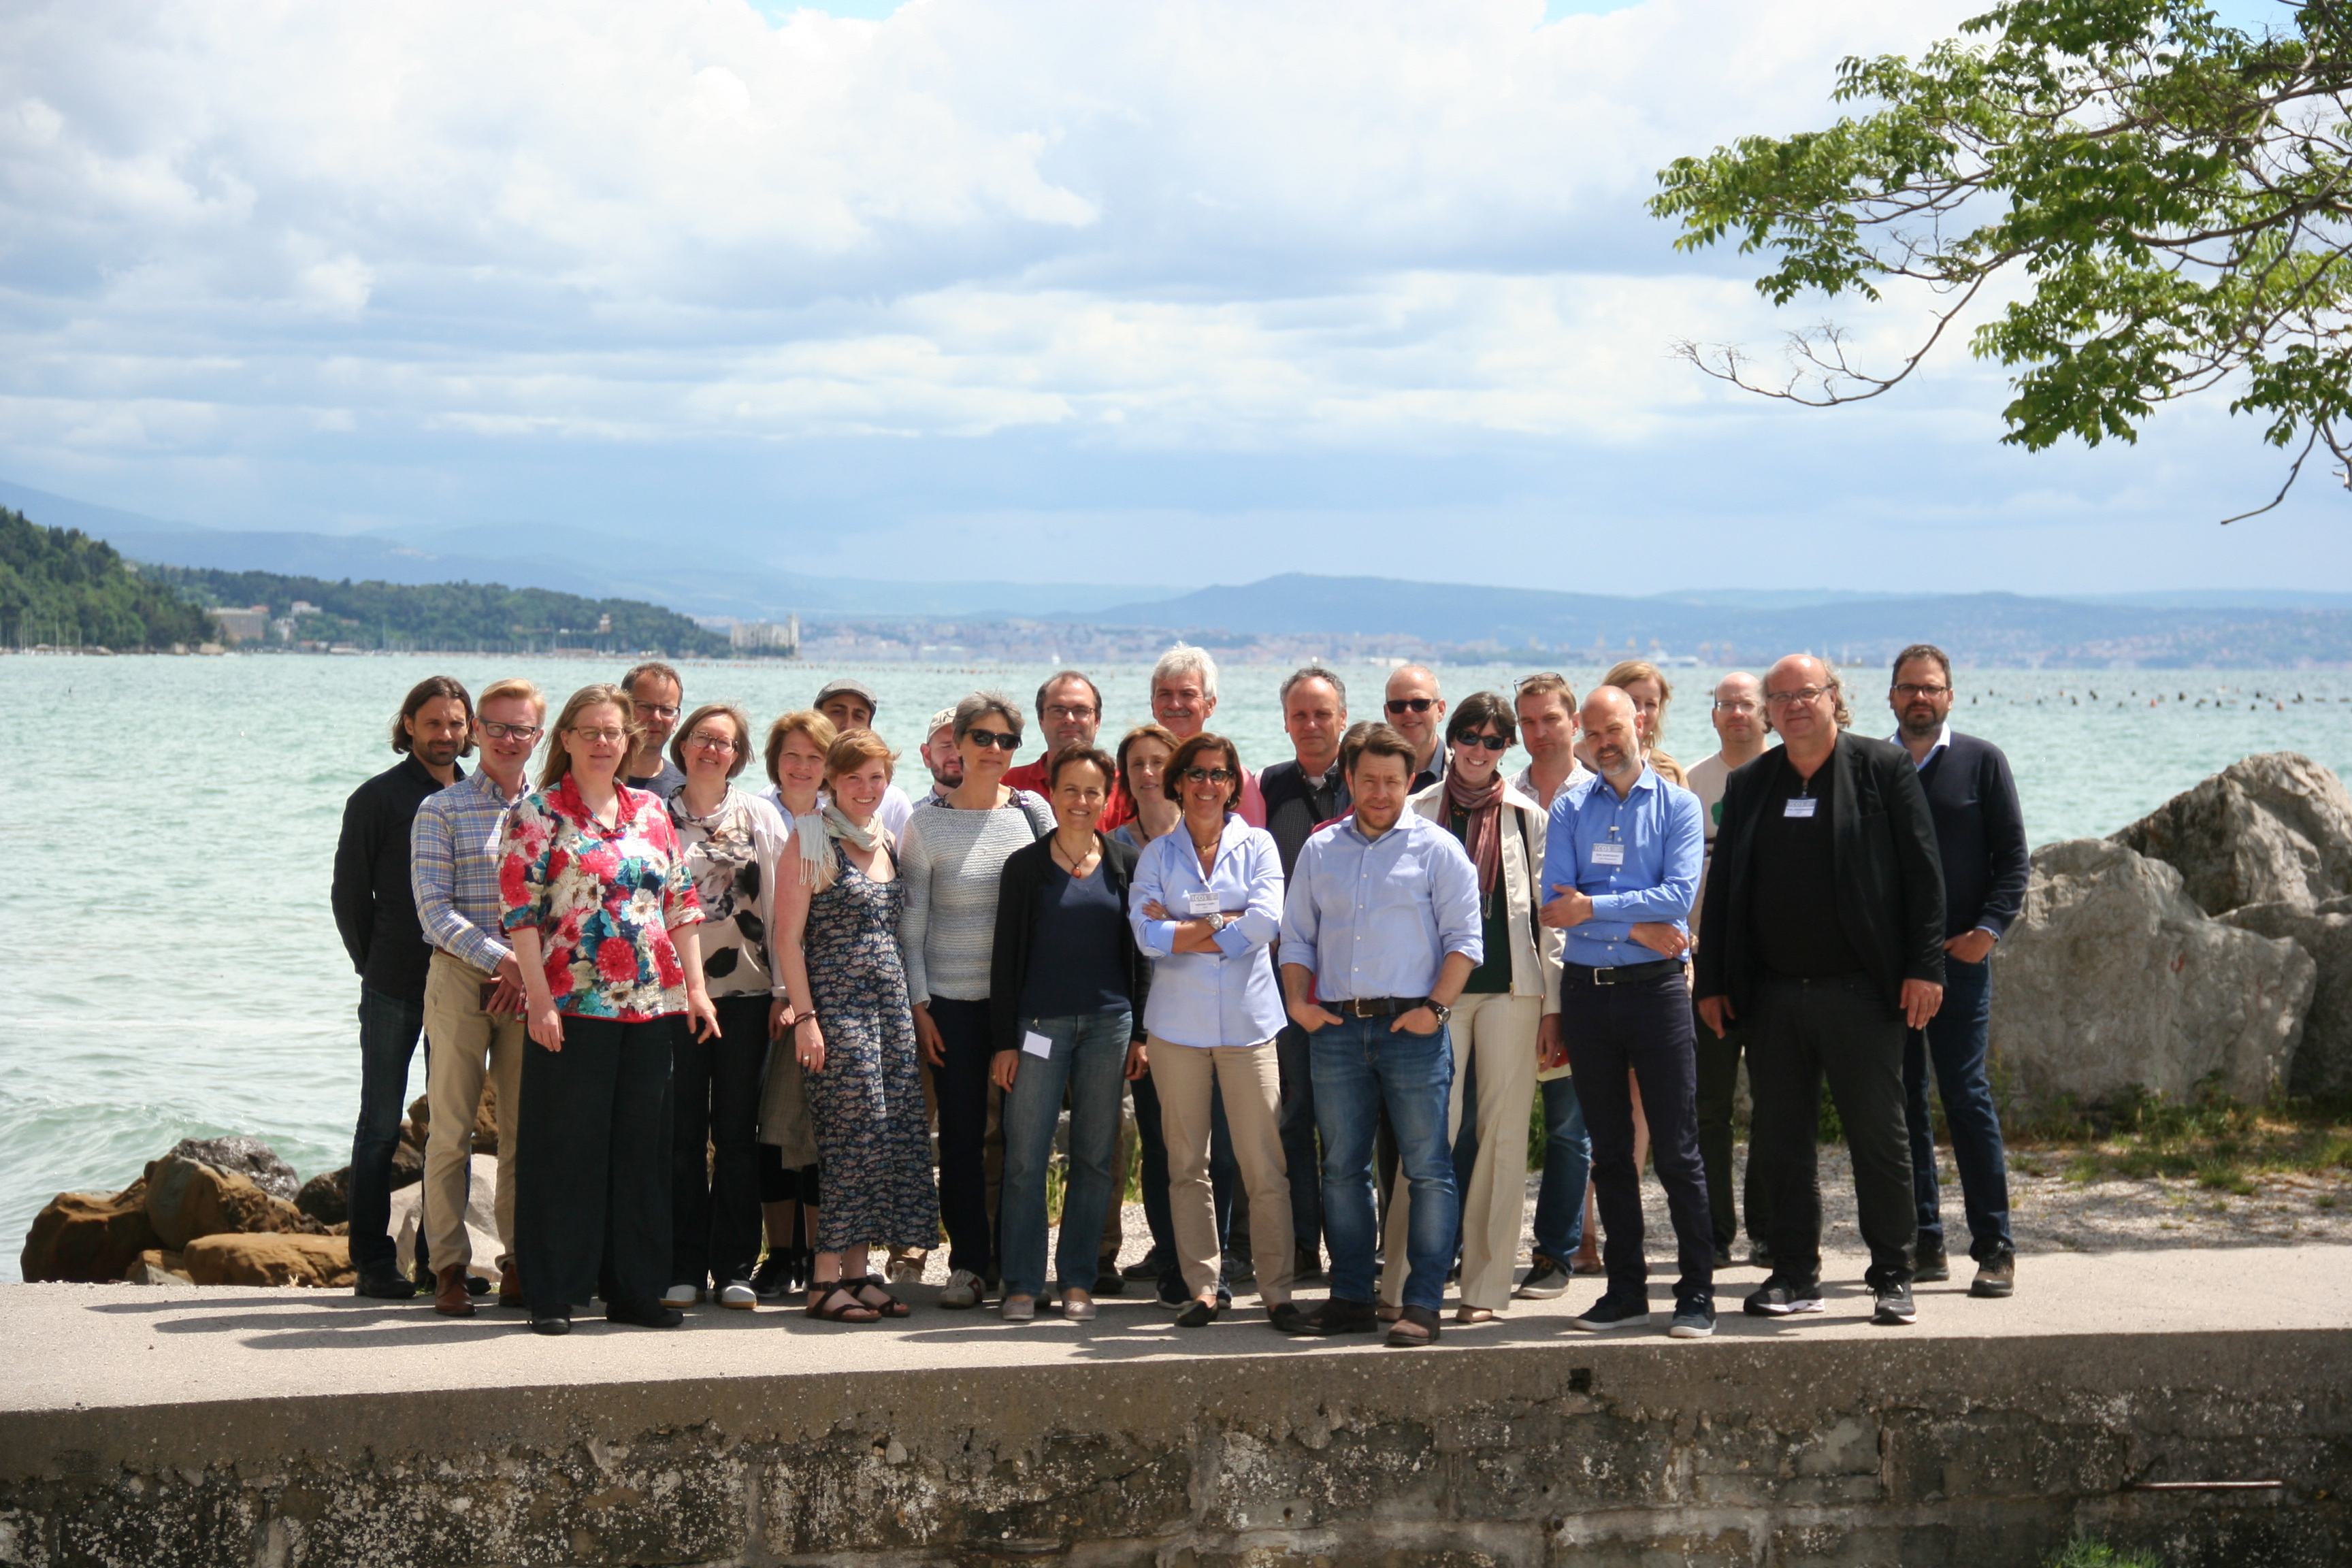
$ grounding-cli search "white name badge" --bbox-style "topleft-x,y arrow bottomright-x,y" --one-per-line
1184,889 -> 1220,917
1784,796 -> 1818,819
1022,1030 -> 1056,1060
1590,841 -> 1627,866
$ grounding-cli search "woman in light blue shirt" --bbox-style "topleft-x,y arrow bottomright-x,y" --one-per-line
1128,732 -> 1299,1330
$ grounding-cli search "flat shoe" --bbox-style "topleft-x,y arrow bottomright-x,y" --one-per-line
1386,1305 -> 1442,1347
1175,1298 -> 1222,1328
1062,1297 -> 1098,1322
1454,1306 -> 1496,1324
1375,1303 -> 1403,1322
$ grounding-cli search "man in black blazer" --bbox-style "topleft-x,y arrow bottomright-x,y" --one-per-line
1695,654 -> 1944,1326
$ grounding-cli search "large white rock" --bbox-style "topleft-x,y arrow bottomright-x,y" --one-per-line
390,1154 -> 502,1283
1990,839 -> 2313,1106
2222,896 -> 2352,1101
2110,751 -> 2352,917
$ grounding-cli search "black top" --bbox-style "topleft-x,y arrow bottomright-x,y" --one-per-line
1016,860 -> 1131,1018
331,755 -> 461,1004
1694,732 -> 1945,1014
1748,755 -> 1865,980
1261,757 -> 1351,879
627,760 -> 686,799
989,833 -> 1154,1053
1914,731 -> 2031,940
1448,803 -> 1516,993
1411,747 -> 1447,795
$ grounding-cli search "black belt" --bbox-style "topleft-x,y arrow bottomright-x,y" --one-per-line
1561,959 -> 1684,987
1328,996 -> 1424,1017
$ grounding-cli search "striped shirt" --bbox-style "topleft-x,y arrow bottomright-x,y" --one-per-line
411,768 -> 529,975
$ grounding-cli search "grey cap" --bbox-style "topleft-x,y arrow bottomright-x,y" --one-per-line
927,706 -> 958,734
815,677 -> 879,713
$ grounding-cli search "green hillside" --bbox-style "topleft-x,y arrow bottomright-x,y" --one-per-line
150,566 -> 737,657
0,508 -> 215,649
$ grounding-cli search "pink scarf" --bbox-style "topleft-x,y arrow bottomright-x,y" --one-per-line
1443,769 -> 1505,900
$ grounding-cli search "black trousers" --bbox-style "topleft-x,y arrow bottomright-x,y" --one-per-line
1693,994 -> 1771,1254
1560,968 -> 1714,1306
928,996 -> 998,1279
517,1013 -> 674,1313
670,995 -> 768,1288
1747,973 -> 1916,1290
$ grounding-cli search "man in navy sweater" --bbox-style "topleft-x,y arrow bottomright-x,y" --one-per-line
1886,644 -> 2029,1298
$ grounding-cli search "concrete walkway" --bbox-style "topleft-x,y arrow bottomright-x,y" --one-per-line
7,1243 -> 2347,1416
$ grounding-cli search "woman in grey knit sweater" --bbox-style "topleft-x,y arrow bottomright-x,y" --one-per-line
896,692 -> 1054,1308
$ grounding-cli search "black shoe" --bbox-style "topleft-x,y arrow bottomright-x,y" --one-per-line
1288,1298 -> 1379,1337
1970,1252 -> 2016,1298
1093,1264 -> 1127,1296
1570,1294 -> 1652,1332
1386,1303 -> 1442,1348
1123,1249 -> 1170,1281
355,1269 -> 417,1300
1155,1273 -> 1190,1309
1514,1254 -> 1572,1300
1712,1247 -> 1733,1271
1913,1240 -> 1950,1283
1267,1302 -> 1309,1333
1215,1289 -> 1234,1311
1669,1298 -> 1717,1339
751,1252 -> 794,1304
1872,1282 -> 1917,1326
787,1247 -> 813,1294
1175,1297 -> 1223,1327
606,1299 -> 686,1328
529,1306 -> 572,1335
1226,1260 -> 1256,1288
463,1273 -> 490,1296
1743,1276 -> 1825,1317
1746,1241 -> 1776,1270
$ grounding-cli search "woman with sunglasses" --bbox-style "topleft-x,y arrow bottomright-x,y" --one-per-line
896,691 -> 1054,1309
1128,732 -> 1298,1330
1377,691 -> 1563,1324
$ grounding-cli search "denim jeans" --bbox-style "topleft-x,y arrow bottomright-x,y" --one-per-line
1275,1022 -> 1323,1256
348,986 -> 427,1277
1000,1009 -> 1133,1298
1904,956 -> 2012,1260
1531,1073 -> 1592,1264
1310,1015 -> 1456,1310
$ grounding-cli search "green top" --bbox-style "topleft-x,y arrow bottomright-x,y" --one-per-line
1448,803 -> 1514,994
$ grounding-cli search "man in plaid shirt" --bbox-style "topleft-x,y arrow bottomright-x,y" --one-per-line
410,678 -> 545,1316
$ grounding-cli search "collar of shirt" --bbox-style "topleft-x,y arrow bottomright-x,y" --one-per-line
1565,762 -> 1657,810
399,754 -> 463,792
1887,722 -> 1953,770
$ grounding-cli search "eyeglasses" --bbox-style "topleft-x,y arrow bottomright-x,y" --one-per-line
1712,700 -> 1759,716
1764,687 -> 1832,708
1043,704 -> 1098,723
632,702 -> 680,721
478,721 -> 542,741
1385,698 -> 1434,715
1181,767 -> 1237,785
964,729 -> 1022,751
687,730 -> 739,753
571,727 -> 627,745
1452,734 -> 1509,751
1892,683 -> 1951,699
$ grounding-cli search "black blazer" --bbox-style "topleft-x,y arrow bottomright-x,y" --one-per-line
988,833 -> 1154,1054
1694,732 -> 1946,1014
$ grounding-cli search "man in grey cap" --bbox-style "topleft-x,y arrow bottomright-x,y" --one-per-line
813,676 -> 914,838
913,706 -> 962,812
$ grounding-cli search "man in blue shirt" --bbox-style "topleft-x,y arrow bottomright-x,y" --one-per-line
1278,724 -> 1483,1347
1540,687 -> 1715,1338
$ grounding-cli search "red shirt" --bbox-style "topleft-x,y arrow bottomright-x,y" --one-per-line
1004,755 -> 1135,830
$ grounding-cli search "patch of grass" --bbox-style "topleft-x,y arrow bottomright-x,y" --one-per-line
2044,1537 -> 2162,1568
2317,1193 -> 2340,1211
2003,1079 -> 2352,1192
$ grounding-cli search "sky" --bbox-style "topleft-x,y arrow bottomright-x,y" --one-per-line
0,0 -> 2337,600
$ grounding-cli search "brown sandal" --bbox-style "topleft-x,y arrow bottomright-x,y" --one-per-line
806,1281 -> 880,1322
854,1275 -> 911,1318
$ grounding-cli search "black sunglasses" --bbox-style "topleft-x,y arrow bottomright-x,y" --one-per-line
1181,766 -> 1237,785
964,728 -> 1022,751
1452,734 -> 1509,751
1385,697 -> 1434,714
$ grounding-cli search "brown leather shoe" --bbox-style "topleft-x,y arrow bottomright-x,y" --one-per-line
434,1264 -> 475,1318
498,1258 -> 523,1307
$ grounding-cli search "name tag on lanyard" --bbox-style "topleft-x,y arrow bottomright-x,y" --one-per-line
1784,796 -> 1818,819
1590,841 -> 1626,866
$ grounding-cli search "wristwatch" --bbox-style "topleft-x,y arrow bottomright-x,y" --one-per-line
1206,913 -> 1230,934
1422,1000 -> 1452,1026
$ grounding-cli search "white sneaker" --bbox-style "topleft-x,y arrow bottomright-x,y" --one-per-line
660,1282 -> 702,1308
716,1281 -> 757,1310
938,1268 -> 985,1309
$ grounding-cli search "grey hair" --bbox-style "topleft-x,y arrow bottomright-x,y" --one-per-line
953,690 -> 1024,740
1279,664 -> 1347,710
1152,643 -> 1219,702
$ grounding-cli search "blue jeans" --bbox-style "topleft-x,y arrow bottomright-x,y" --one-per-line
1275,1022 -> 1324,1257
1000,1009 -> 1133,1298
1904,956 -> 2012,1260
1532,1074 -> 1592,1264
348,986 -> 427,1277
1310,1015 -> 1456,1310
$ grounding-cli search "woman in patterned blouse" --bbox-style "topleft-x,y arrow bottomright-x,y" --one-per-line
499,683 -> 717,1335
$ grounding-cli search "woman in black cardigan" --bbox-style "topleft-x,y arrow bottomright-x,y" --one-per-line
988,744 -> 1153,1322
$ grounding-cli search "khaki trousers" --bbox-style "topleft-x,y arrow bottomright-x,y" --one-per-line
422,951 -> 524,1269
1377,992 -> 1542,1311
1147,1037 -> 1293,1305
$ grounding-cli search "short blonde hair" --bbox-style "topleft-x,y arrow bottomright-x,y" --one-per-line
540,685 -> 640,790
764,710 -> 839,787
476,677 -> 546,719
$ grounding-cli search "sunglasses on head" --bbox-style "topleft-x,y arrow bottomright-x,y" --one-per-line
1452,733 -> 1509,751
964,728 -> 1022,751
1385,697 -> 1433,714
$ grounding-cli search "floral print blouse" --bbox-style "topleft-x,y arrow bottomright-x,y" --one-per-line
498,774 -> 703,1021
667,784 -> 790,1000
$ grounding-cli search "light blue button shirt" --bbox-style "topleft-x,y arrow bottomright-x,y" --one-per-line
1129,817 -> 1288,1048
1279,812 -> 1483,1001
1541,766 -> 1704,969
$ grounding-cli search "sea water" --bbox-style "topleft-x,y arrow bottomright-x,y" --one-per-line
4,652 -> 2348,1278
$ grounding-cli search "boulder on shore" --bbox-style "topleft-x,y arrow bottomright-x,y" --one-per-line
2223,896 -> 2352,1101
1990,838 -> 2314,1106
164,1136 -> 299,1203
20,1180 -> 161,1283
144,1154 -> 322,1252
182,1232 -> 354,1288
123,1248 -> 192,1286
295,1167 -> 348,1226
2111,751 -> 2352,917
391,1154 -> 504,1283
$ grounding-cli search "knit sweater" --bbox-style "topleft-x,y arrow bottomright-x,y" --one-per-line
896,791 -> 1051,1003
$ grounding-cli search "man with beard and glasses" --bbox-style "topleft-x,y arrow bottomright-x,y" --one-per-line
1005,670 -> 1135,831
621,663 -> 687,800
333,675 -> 473,1299
1383,665 -> 1448,791
1886,643 -> 2027,1300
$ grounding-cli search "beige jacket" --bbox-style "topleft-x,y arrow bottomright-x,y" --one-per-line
1408,778 -> 1564,1014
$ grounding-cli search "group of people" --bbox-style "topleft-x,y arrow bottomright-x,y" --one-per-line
330,639 -> 2027,1343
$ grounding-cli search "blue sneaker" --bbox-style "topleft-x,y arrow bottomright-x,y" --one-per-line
1669,1298 -> 1716,1339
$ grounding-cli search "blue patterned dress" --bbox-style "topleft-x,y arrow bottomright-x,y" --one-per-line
803,843 -> 939,1255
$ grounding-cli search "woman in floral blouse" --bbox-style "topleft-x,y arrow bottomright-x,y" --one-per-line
499,683 -> 717,1335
